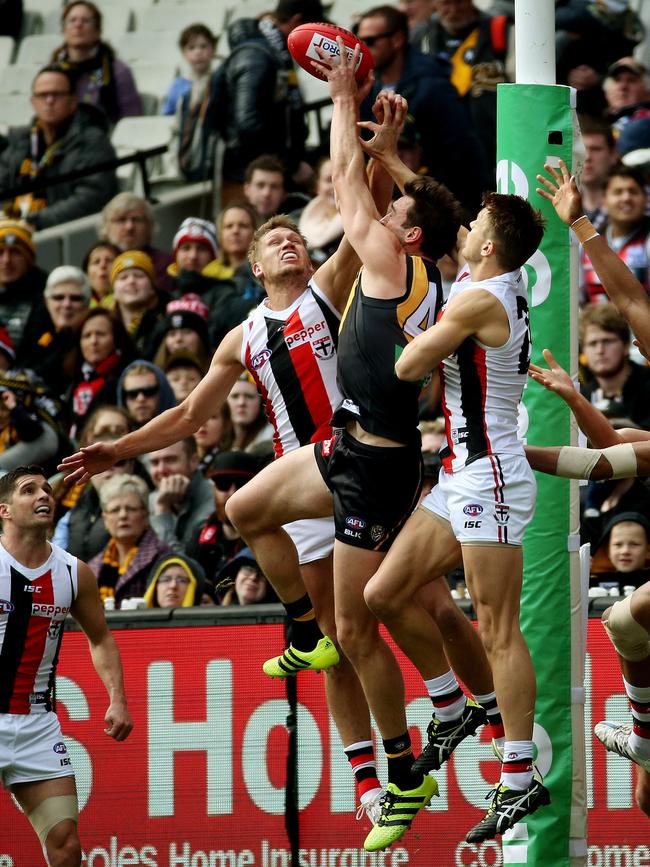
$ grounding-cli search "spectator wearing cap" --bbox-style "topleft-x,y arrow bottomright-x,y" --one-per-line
82,240 -> 120,308
604,57 -> 650,135
152,294 -> 212,373
164,351 -> 206,403
51,1 -> 142,124
17,265 -> 91,401
0,65 -> 117,230
217,546 -> 277,606
111,250 -> 170,359
146,437 -> 216,554
145,553 -> 213,608
0,219 -> 47,347
187,449 -> 261,580
67,308 -> 136,439
117,360 -> 176,428
581,165 -> 650,303
99,193 -> 174,295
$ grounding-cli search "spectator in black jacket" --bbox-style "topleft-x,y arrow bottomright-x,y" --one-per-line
0,65 -> 118,230
0,219 -> 46,346
0,0 -> 22,40
357,5 -> 489,213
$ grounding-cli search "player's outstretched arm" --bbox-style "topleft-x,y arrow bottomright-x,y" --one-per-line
529,348 -> 626,448
537,159 -> 650,358
59,326 -> 245,484
71,561 -> 133,742
525,441 -> 650,481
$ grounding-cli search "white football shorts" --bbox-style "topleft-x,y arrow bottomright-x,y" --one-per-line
284,516 -> 335,564
0,712 -> 74,787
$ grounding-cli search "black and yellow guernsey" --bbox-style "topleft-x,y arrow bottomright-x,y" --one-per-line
331,255 -> 444,446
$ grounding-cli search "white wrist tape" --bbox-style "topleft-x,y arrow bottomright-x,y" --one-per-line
600,443 -> 638,479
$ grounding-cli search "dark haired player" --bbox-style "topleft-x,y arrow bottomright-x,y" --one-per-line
0,465 -> 132,866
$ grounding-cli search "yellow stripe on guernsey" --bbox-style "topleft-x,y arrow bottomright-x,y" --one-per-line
339,267 -> 362,333
396,255 -> 435,340
450,27 -> 480,97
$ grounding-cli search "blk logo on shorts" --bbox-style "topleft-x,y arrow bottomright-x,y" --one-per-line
463,504 -> 483,517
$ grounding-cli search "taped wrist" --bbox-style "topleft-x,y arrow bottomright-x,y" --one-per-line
603,595 -> 650,662
571,215 -> 599,244
555,443 -> 637,480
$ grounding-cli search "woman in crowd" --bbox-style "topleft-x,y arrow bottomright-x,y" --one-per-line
217,547 -> 276,606
17,266 -> 91,399
298,157 -> 343,265
68,307 -> 135,439
144,553 -> 213,608
227,373 -> 273,455
82,240 -> 119,307
152,294 -> 212,373
89,474 -> 171,607
194,404 -> 233,476
51,0 -> 142,124
111,250 -> 169,359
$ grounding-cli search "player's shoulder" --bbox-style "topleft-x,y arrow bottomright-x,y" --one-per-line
48,541 -> 78,570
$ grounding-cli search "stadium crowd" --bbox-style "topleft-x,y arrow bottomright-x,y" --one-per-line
0,0 -> 650,607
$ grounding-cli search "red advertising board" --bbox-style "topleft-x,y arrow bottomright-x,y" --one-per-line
0,622 -> 647,866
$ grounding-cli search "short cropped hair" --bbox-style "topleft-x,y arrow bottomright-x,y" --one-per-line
403,177 -> 465,262
45,266 -> 91,301
99,474 -> 149,511
482,191 -> 545,272
32,65 -> 75,92
0,466 -> 47,504
247,215 -> 307,270
356,5 -> 409,37
579,302 -> 631,345
579,115 -> 616,149
244,155 -> 286,185
179,24 -> 217,50
604,164 -> 648,194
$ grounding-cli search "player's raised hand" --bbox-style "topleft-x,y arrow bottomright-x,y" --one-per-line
528,348 -> 576,401
58,440 -> 118,485
358,91 -> 407,160
314,36 -> 360,100
536,158 -> 583,226
104,699 -> 133,742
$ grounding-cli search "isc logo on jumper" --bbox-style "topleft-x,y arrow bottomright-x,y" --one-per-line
463,504 -> 483,517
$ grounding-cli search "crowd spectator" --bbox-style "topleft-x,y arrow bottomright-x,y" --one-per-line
590,511 -> 650,594
152,294 -> 212,373
89,473 -> 171,607
399,0 -> 435,42
111,250 -> 169,358
164,351 -> 205,402
99,193 -> 174,293
356,5 -> 488,212
17,265 -> 91,400
117,360 -> 176,428
580,303 -> 650,430
581,165 -> 650,303
579,117 -> 620,230
166,216 -> 225,298
411,0 -> 512,173
82,241 -> 120,307
188,449 -> 261,580
0,220 -> 47,345
0,0 -> 22,40
0,65 -> 118,230
298,157 -> 343,265
604,57 -> 650,135
216,202 -> 260,298
68,308 -> 135,438
227,374 -> 274,455
194,405 -> 233,476
163,25 -> 218,182
212,0 -> 324,201
51,1 -> 142,124
147,438 -> 215,554
243,156 -> 287,221
217,547 -> 276,606
144,553 -> 212,608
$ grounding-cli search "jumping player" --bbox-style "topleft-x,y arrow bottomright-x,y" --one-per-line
0,465 -> 132,866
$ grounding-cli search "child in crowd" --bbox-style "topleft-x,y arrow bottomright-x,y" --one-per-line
591,511 -> 650,593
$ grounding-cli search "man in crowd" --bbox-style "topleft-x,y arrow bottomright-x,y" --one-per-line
243,156 -> 288,221
0,66 -> 117,230
604,56 -> 650,135
0,218 -> 46,345
578,117 -> 619,231
147,438 -> 215,554
357,5 -> 489,212
0,465 -> 132,865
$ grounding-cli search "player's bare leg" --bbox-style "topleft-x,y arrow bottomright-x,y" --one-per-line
13,776 -> 80,867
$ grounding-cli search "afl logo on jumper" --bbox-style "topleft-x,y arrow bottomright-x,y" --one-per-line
0,599 -> 14,613
251,349 -> 272,370
463,504 -> 483,518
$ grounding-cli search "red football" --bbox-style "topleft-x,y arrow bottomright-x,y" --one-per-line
288,22 -> 374,82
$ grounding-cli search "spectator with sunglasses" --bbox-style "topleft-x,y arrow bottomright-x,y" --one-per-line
187,450 -> 262,582
147,437 -> 215,554
116,360 -> 176,429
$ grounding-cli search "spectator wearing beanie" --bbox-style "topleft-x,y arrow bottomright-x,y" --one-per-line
0,219 -> 47,346
152,293 -> 212,372
17,266 -> 91,400
111,250 -> 170,359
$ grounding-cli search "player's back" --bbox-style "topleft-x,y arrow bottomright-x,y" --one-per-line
0,541 -> 78,714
